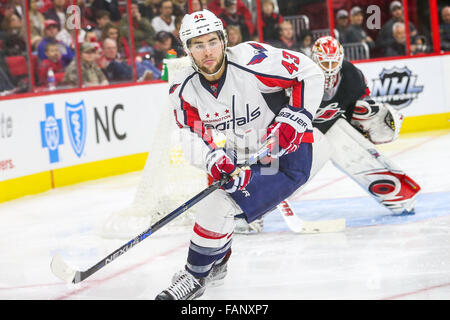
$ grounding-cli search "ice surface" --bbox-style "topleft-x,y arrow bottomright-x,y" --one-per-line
1,129 -> 449,300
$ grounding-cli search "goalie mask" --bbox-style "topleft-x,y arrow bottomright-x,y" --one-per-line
311,36 -> 344,90
179,9 -> 228,76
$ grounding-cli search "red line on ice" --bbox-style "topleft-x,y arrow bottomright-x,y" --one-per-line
53,242 -> 188,300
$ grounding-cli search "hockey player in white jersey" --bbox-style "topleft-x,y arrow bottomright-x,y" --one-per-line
155,9 -> 324,300
238,36 -> 421,234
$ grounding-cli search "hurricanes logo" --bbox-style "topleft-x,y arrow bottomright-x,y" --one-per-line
371,66 -> 423,110
314,102 -> 344,123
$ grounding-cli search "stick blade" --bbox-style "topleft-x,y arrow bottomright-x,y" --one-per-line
300,218 -> 346,234
50,254 -> 78,284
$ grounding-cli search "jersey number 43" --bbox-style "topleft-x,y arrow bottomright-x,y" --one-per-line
281,51 -> 300,75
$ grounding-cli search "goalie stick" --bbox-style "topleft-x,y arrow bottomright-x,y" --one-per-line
277,199 -> 346,233
50,140 -> 274,284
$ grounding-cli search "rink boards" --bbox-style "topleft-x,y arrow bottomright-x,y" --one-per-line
1,53 -> 450,202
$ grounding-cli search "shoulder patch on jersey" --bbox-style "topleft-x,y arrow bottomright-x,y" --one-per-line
247,42 -> 268,66
169,83 -> 181,94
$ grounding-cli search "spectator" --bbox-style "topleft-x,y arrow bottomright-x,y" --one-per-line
335,9 -> 349,44
0,13 -> 27,56
185,0 -> 203,13
101,23 -> 130,61
93,10 -> 111,41
119,0 -> 156,52
299,31 -> 313,57
43,0 -> 66,30
64,42 -> 108,87
260,0 -> 283,42
91,0 -> 121,22
28,0 -> 45,50
0,52 -> 15,94
37,19 -> 74,66
38,42 -> 65,86
226,25 -> 242,47
98,38 -> 133,82
172,0 -> 187,18
344,6 -> 375,50
82,25 -> 102,55
0,67 -> 15,95
35,0 -> 54,14
135,54 -> 162,80
440,6 -> 450,51
207,0 -> 254,35
152,30 -> 176,70
270,20 -> 300,52
84,25 -> 99,43
385,21 -> 408,56
44,0 -> 76,48
76,0 -> 96,28
139,0 -> 161,22
218,0 -> 252,41
152,0 -> 176,34
8,0 -> 24,19
99,38 -> 160,82
172,14 -> 183,40
376,1 -> 418,55
383,21 -> 427,56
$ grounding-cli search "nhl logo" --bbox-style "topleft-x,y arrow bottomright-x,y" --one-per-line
371,66 -> 423,110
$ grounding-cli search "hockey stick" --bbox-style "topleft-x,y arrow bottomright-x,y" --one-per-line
277,199 -> 346,234
50,141 -> 273,284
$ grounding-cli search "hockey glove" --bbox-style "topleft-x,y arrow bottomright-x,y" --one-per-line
205,148 -> 252,193
265,105 -> 313,158
221,165 -> 252,193
351,100 -> 403,145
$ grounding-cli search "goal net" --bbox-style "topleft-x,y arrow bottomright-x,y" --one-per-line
100,57 -> 219,239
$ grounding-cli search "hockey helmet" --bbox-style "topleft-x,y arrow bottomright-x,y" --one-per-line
311,36 -> 344,90
179,9 -> 228,53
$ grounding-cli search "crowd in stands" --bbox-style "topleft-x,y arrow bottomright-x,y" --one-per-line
0,0 -> 449,96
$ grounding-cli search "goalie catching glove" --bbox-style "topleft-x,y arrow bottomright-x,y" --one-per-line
351,99 -> 403,144
206,148 -> 252,193
265,105 -> 314,158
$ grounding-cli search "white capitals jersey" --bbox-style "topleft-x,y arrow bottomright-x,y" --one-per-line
169,41 -> 324,168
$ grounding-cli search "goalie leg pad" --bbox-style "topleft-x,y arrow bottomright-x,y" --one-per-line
367,171 -> 421,214
326,118 -> 420,214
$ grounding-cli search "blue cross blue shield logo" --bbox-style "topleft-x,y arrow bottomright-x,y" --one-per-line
65,100 -> 87,158
40,103 -> 64,163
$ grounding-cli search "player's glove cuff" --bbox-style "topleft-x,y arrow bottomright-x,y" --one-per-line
205,148 -> 236,181
221,165 -> 253,193
265,105 -> 314,158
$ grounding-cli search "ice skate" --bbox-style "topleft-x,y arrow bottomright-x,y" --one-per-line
156,270 -> 206,300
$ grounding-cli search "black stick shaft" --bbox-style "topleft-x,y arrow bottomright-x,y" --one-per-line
72,146 -> 271,283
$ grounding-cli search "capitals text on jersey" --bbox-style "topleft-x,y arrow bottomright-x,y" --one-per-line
203,95 -> 261,131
